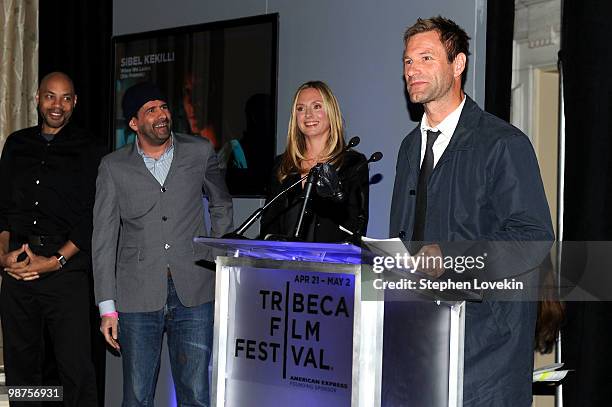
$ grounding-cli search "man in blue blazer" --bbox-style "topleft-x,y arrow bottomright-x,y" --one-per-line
389,17 -> 554,406
93,82 -> 233,406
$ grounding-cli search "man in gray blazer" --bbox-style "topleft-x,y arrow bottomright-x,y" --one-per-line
93,82 -> 233,406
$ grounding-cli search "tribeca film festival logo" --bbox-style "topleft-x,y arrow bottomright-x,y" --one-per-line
233,278 -> 351,392
371,252 -> 524,292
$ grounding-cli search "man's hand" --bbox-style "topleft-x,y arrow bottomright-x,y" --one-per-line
100,316 -> 120,350
0,244 -> 27,269
413,244 -> 445,278
4,244 -> 61,280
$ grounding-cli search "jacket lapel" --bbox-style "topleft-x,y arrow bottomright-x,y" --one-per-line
128,139 -> 163,186
395,127 -> 421,232
434,96 -> 480,169
405,127 -> 422,175
161,134 -> 179,187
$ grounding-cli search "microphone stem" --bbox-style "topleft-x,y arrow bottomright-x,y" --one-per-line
225,138 -> 363,238
227,174 -> 307,238
293,166 -> 319,239
234,207 -> 264,236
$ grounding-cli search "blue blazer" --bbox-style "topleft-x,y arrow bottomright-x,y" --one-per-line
389,96 -> 554,406
390,96 -> 553,245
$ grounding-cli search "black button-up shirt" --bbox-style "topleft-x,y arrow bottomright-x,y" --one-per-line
0,123 -> 106,270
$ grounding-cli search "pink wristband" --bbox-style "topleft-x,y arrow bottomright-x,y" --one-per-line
102,312 -> 119,318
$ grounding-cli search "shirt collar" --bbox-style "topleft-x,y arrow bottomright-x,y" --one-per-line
136,132 -> 175,159
39,122 -> 72,140
420,95 -> 467,137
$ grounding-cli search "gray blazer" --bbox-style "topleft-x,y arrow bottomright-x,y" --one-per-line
92,133 -> 233,312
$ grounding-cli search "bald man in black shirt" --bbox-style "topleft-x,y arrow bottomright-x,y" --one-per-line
0,72 -> 103,406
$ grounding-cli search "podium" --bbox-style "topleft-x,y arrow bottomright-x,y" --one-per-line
196,238 -> 468,407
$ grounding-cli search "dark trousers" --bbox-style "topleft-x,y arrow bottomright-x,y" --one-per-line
0,270 -> 98,407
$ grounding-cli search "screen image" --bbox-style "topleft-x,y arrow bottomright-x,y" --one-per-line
112,14 -> 278,197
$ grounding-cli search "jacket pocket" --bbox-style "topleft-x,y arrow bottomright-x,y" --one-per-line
118,247 -> 140,264
119,184 -> 158,219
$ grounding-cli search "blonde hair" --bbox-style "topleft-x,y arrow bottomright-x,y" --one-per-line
277,81 -> 346,181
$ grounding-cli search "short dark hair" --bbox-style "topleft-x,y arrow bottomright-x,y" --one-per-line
404,16 -> 471,88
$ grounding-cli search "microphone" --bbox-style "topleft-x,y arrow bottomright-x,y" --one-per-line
324,136 -> 360,164
224,136 -> 362,239
341,151 -> 384,182
316,163 -> 345,202
292,136 -> 360,238
347,136 -> 360,148
224,174 -> 307,238
369,151 -> 383,163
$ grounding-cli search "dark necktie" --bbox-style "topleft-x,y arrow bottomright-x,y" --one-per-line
412,129 -> 441,243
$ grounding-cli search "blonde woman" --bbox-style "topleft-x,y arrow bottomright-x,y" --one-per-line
260,81 -> 369,242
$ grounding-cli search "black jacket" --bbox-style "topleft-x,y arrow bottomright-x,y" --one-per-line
260,150 -> 369,242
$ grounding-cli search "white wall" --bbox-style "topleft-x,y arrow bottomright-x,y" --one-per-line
114,0 -> 487,239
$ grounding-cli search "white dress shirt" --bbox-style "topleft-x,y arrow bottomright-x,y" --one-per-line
419,95 -> 467,168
